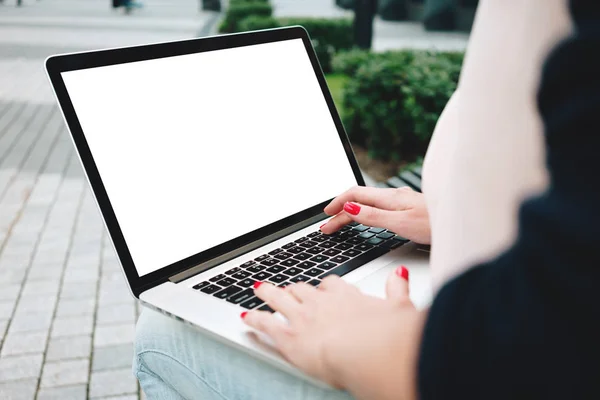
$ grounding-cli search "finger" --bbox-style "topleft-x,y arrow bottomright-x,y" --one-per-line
385,265 -> 410,306
320,212 -> 352,234
319,275 -> 354,293
242,310 -> 292,344
324,186 -> 401,216
254,282 -> 300,318
340,202 -> 401,231
287,282 -> 319,303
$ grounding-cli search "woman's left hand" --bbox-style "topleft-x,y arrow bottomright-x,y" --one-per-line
242,268 -> 424,399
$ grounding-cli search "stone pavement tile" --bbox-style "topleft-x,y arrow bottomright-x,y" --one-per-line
0,379 -> 38,400
96,302 -> 136,325
26,264 -> 63,281
1,331 -> 48,357
94,323 -> 136,348
0,300 -> 16,319
0,284 -> 21,302
62,267 -> 100,284
20,280 -> 61,296
0,320 -> 7,341
60,281 -> 98,300
37,384 -> 88,400
89,368 -> 137,398
96,395 -> 137,400
14,295 -> 57,315
55,298 -> 96,317
0,268 -> 27,284
0,354 -> 43,382
46,335 -> 92,362
98,286 -> 132,306
8,312 -> 53,333
40,358 -> 89,388
92,343 -> 133,371
51,315 -> 94,338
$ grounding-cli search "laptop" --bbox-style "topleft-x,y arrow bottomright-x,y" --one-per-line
45,26 -> 431,386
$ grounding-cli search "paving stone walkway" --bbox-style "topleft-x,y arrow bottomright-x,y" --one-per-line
0,1 -> 466,398
0,1 -> 213,399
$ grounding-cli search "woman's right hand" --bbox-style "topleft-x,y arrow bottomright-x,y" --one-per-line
320,186 -> 431,245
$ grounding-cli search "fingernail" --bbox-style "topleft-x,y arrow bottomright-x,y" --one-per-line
396,266 -> 409,281
253,281 -> 263,289
240,311 -> 248,319
319,223 -> 326,230
343,202 -> 361,215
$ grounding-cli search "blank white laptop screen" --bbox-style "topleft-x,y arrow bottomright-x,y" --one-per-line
61,38 -> 357,277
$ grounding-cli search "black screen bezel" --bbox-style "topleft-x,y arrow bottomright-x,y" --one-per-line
46,26 -> 365,297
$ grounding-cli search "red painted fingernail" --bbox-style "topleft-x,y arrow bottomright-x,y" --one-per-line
253,281 -> 263,289
343,202 -> 361,215
240,311 -> 248,319
396,266 -> 409,281
319,223 -> 327,230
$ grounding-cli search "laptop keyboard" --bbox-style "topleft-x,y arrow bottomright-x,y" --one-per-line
191,223 -> 409,312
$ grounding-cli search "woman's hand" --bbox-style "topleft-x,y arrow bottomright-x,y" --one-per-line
242,269 -> 425,400
321,186 -> 431,245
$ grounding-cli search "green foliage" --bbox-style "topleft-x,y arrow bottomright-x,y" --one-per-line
337,49 -> 463,162
324,73 -> 349,118
219,2 -> 273,33
237,15 -> 281,32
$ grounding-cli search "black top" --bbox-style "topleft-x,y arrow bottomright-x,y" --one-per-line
418,1 -> 600,399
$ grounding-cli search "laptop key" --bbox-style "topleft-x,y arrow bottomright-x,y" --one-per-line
299,240 -> 318,249
290,275 -> 310,283
352,225 -> 369,232
376,232 -> 395,240
258,304 -> 275,313
307,279 -> 321,287
295,237 -> 309,243
213,285 -> 242,299
282,267 -> 302,276
322,249 -> 341,257
393,235 -> 410,243
331,255 -> 350,264
240,260 -> 256,268
297,261 -> 316,269
192,281 -> 209,290
318,262 -> 337,270
240,297 -> 263,310
342,249 -> 362,258
255,254 -> 270,262
319,241 -> 337,249
287,246 -> 304,254
227,288 -> 255,304
348,222 -> 359,227
215,277 -> 236,287
209,274 -> 226,282
269,274 -> 287,284
231,271 -> 252,280
266,265 -> 286,273
307,232 -> 320,238
280,259 -> 299,267
319,247 -> 389,280
238,278 -> 256,288
358,232 -> 375,239
305,268 -> 324,277
282,242 -> 296,249
260,258 -> 278,266
274,252 -> 293,260
247,265 -> 265,273
252,271 -> 273,281
368,227 -> 385,234
305,246 -> 324,255
269,248 -> 283,255
310,254 -> 329,263
335,243 -> 353,251
330,236 -> 347,243
225,267 -> 241,275
200,284 -> 221,294
381,239 -> 405,249
293,252 -> 312,261
366,237 -> 384,246
311,235 -> 327,242
355,243 -> 374,252
278,282 -> 292,288
347,238 -> 363,245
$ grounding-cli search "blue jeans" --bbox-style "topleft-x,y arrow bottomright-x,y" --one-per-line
133,309 -> 355,400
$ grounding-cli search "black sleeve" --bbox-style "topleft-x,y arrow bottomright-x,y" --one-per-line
417,3 -> 600,399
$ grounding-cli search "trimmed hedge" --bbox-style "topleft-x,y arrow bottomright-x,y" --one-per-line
334,50 -> 464,161
219,2 -> 273,33
234,16 -> 353,73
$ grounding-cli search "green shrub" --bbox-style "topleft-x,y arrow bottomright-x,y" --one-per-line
237,15 -> 281,32
341,50 -> 463,161
219,3 -> 273,33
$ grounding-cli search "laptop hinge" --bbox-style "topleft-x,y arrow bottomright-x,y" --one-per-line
168,213 -> 328,284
